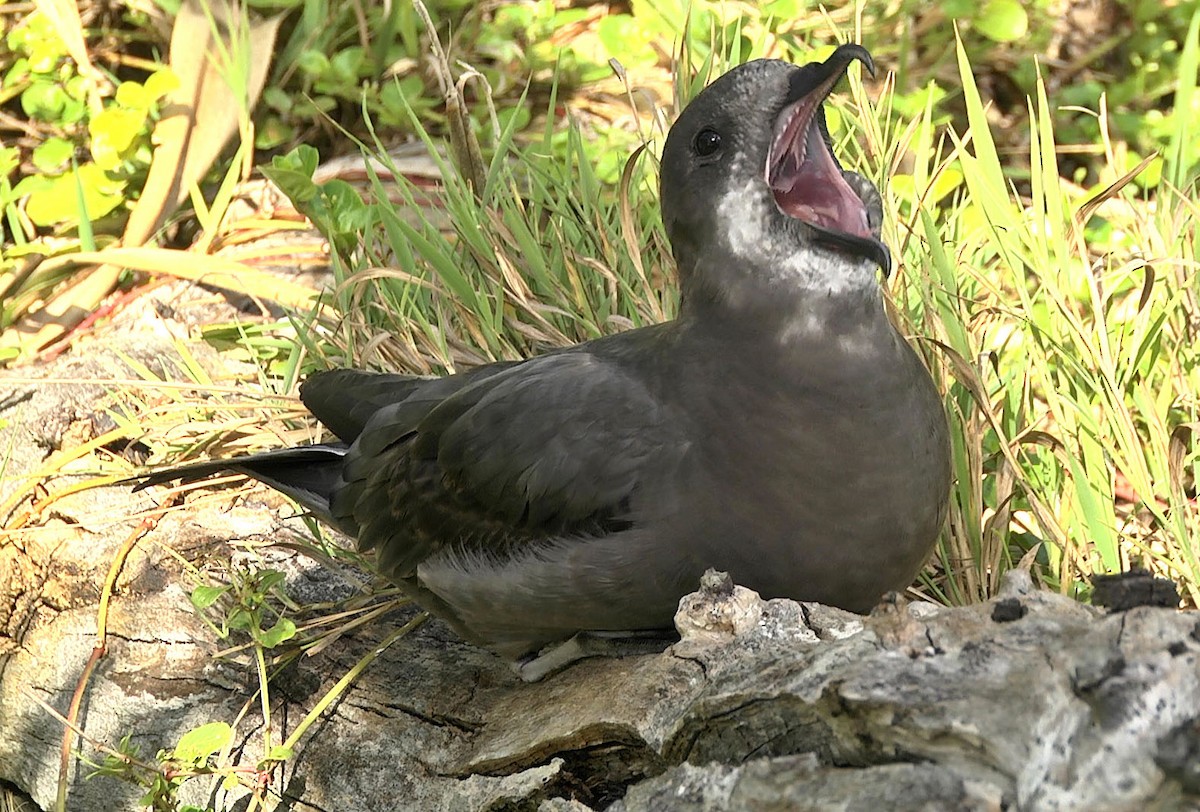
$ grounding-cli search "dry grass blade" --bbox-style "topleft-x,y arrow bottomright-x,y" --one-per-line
1075,152 -> 1159,225
36,248 -> 323,312
55,503 -> 177,812
618,144 -> 667,323
0,263 -> 120,360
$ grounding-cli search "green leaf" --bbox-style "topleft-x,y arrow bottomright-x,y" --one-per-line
261,86 -> 292,112
258,617 -> 296,648
32,137 -> 73,172
63,74 -> 88,101
4,57 -> 31,85
4,171 -> 51,207
296,50 -> 329,76
21,80 -> 68,121
0,145 -> 18,175
88,107 -> 147,170
143,68 -> 180,101
227,607 -> 254,631
825,106 -> 843,135
115,81 -> 151,110
174,721 -> 232,764
597,15 -> 657,68
326,47 -> 365,86
761,0 -> 803,18
263,165 -> 319,204
9,13 -> 67,72
255,569 -> 286,592
930,166 -> 965,204
942,0 -> 975,16
23,163 -> 124,226
190,585 -> 228,609
265,745 -> 293,762
270,144 -> 319,176
255,116 -> 296,150
975,0 -> 1028,43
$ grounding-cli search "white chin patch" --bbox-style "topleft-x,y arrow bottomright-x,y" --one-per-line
716,178 -> 877,298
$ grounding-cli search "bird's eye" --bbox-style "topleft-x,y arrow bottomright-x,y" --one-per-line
693,128 -> 722,158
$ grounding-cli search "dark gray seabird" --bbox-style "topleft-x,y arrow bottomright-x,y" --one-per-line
136,44 -> 952,680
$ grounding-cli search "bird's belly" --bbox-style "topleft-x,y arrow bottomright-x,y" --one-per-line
415,529 -> 694,657
688,383 -> 948,611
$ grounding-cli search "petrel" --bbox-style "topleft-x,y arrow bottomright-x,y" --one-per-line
135,44 -> 951,680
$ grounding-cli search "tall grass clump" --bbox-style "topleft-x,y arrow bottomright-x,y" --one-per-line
861,33 -> 1199,605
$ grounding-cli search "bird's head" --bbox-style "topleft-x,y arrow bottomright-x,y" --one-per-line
660,45 -> 888,310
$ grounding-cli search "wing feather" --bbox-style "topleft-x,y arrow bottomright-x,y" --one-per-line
332,351 -> 686,580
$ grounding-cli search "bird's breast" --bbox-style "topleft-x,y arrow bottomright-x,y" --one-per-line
668,326 -> 950,610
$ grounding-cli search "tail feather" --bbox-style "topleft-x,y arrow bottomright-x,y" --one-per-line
131,444 -> 350,528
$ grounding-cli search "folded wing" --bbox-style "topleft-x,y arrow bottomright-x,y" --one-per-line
306,352 -> 688,581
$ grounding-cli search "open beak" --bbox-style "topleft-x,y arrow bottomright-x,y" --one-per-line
766,44 -> 890,276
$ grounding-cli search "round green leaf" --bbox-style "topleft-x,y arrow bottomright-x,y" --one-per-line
327,47 -> 366,85
143,68 -> 180,101
975,0 -> 1028,43
89,107 -> 147,170
64,74 -> 88,101
24,163 -> 125,227
889,174 -> 917,203
4,57 -> 31,85
0,146 -> 19,175
825,106 -> 844,135
32,137 -> 73,173
930,166 -> 965,203
20,81 -> 68,121
762,0 -> 803,18
266,745 -> 293,762
296,50 -> 330,77
597,15 -> 657,68
23,30 -> 67,73
255,116 -> 295,150
261,86 -> 292,113
115,81 -> 151,110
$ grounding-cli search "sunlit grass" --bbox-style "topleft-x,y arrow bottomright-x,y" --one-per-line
873,34 -> 1200,606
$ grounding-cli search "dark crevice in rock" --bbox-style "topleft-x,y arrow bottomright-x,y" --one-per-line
1155,715 -> 1200,796
669,696 -> 842,766
552,741 -> 665,809
379,699 -> 481,733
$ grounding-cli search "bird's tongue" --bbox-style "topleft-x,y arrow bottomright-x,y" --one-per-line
768,107 -> 871,240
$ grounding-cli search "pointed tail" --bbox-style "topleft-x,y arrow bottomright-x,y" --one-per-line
130,444 -> 350,528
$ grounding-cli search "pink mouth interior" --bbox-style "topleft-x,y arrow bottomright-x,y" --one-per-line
767,102 -> 871,240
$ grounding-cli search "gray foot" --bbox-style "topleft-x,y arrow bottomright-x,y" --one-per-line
515,629 -> 678,682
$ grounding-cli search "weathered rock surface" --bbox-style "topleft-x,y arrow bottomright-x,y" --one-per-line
3,337 -> 1199,812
